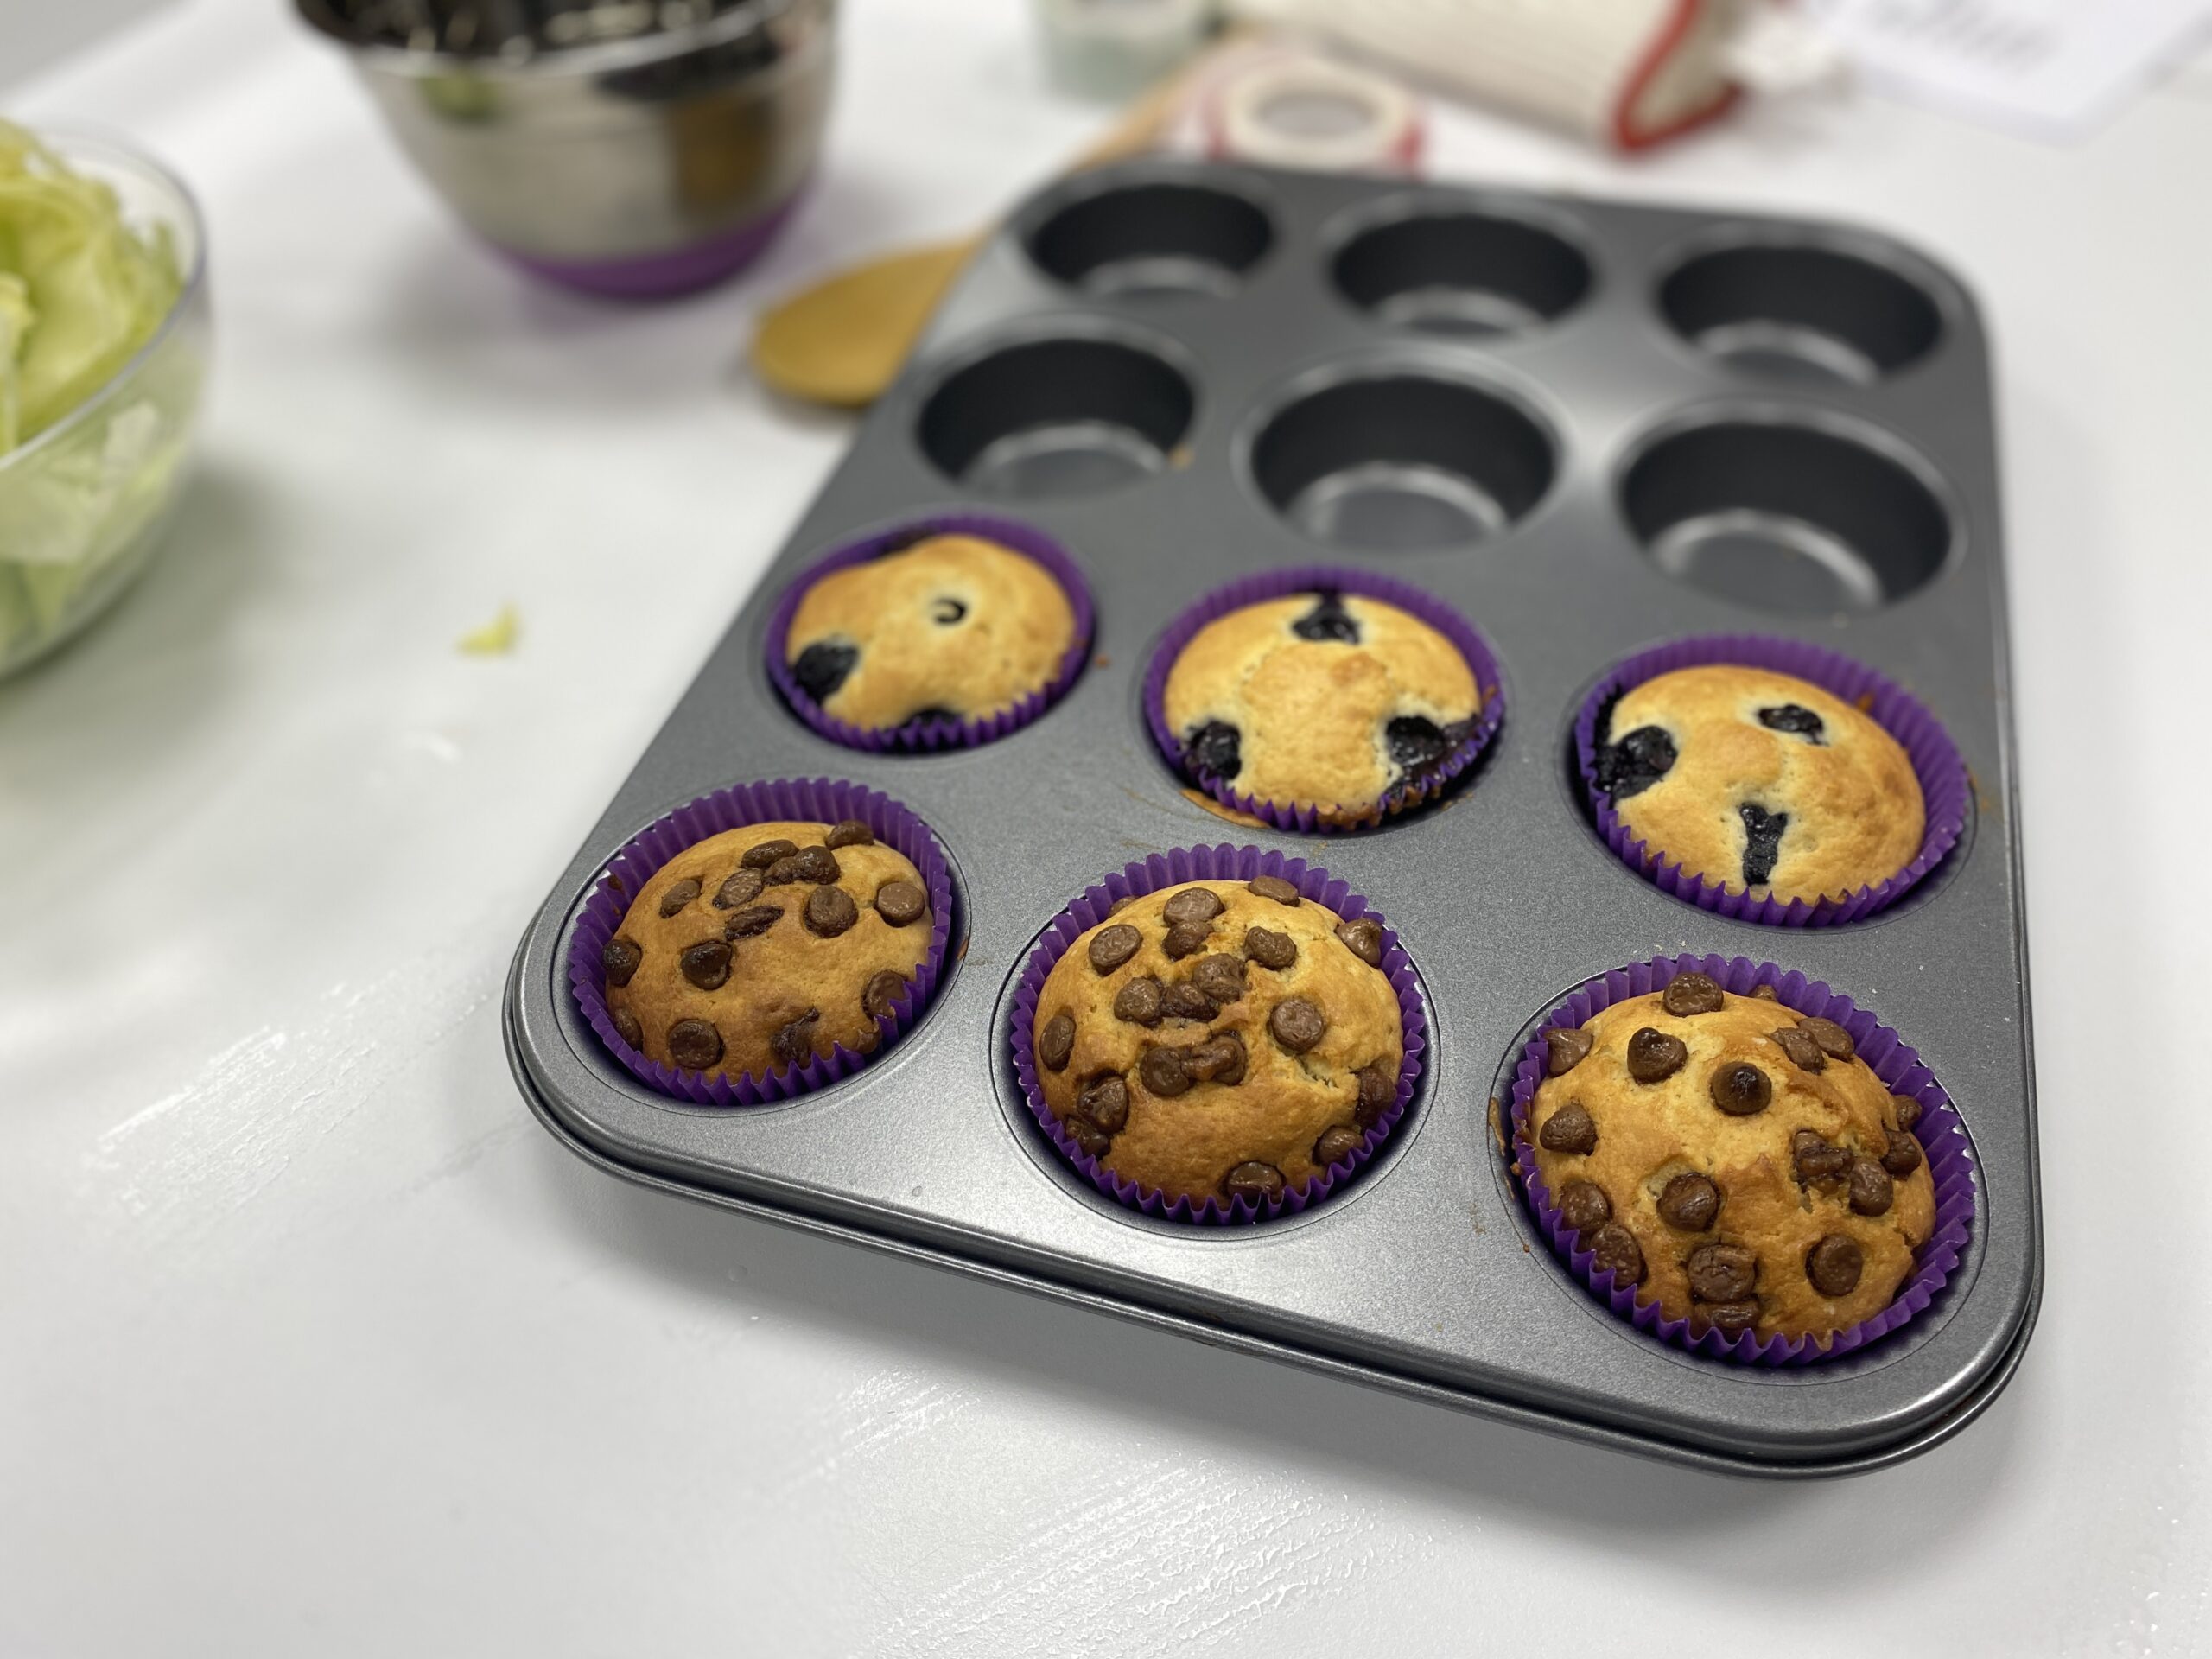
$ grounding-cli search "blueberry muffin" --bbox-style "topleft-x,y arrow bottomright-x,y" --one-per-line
1161,590 -> 1480,826
1527,973 -> 1936,1344
1593,664 -> 1923,905
1031,876 -> 1402,1207
602,819 -> 933,1082
786,533 -> 1077,730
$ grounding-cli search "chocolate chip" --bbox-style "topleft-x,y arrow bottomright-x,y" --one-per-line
804,886 -> 859,937
1708,1061 -> 1773,1116
1113,978 -> 1163,1027
712,868 -> 765,910
1077,1075 -> 1128,1135
1162,887 -> 1224,927
1161,982 -> 1214,1021
1881,1129 -> 1923,1177
1588,1224 -> 1645,1285
611,1006 -> 642,1049
863,970 -> 908,1021
1185,719 -> 1242,779
1758,703 -> 1826,742
1290,591 -> 1360,643
1139,1046 -> 1192,1097
723,905 -> 782,940
1542,1027 -> 1593,1077
1065,1116 -> 1110,1159
1162,920 -> 1212,960
1314,1124 -> 1365,1166
825,819 -> 874,849
1336,917 -> 1384,967
1030,1013 -> 1075,1079
1806,1234 -> 1864,1297
1793,1129 -> 1850,1183
1384,715 -> 1452,772
1657,1173 -> 1721,1231
1662,972 -> 1725,1016
1595,723 -> 1675,799
1189,953 -> 1246,1006
667,1018 -> 723,1071
1698,1300 -> 1761,1333
679,939 -> 732,990
908,706 -> 961,727
1739,803 -> 1789,887
1088,924 -> 1141,974
1356,1062 -> 1395,1126
602,936 -> 642,988
1269,996 -> 1325,1053
930,596 -> 967,625
1185,1033 -> 1248,1085
1222,1161 -> 1287,1205
1106,894 -> 1135,917
658,877 -> 702,918
1848,1157 -> 1894,1216
1247,874 -> 1300,906
1243,926 -> 1297,970
1771,1026 -> 1827,1072
792,845 -> 842,885
874,880 -> 926,927
1798,1016 -> 1856,1062
792,640 -> 858,704
1626,1027 -> 1688,1084
1893,1095 -> 1923,1132
770,1009 -> 820,1068
1751,984 -> 1779,1001
1538,1101 -> 1597,1154
764,856 -> 804,887
741,839 -> 798,871
1557,1179 -> 1611,1235
1687,1242 -> 1757,1303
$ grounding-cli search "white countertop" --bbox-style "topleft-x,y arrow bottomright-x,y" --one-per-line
4,3 -> 2209,1653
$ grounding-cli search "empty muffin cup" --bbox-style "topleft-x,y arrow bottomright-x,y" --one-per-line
1661,242 -> 1942,385
569,778 -> 957,1106
1248,367 -> 1556,551
1026,179 -> 1274,300
1620,413 -> 1955,614
1507,951 -> 1976,1364
1332,207 -> 1592,337
918,332 -> 1196,499
1575,634 -> 1969,926
1145,565 -> 1504,832
766,514 -> 1095,752
1011,843 -> 1427,1224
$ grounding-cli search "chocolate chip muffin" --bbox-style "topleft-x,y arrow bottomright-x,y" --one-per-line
602,819 -> 933,1082
786,533 -> 1077,730
1031,877 -> 1402,1207
1161,590 -> 1480,826
1527,974 -> 1936,1344
1593,664 -> 1923,905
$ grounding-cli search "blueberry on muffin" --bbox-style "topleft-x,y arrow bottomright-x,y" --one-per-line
602,819 -> 931,1082
785,533 -> 1077,731
1593,664 -> 1923,905
1161,590 -> 1480,825
1528,972 -> 1935,1344
1030,877 -> 1402,1207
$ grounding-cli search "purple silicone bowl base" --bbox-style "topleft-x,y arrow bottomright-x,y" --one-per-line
501,187 -> 808,299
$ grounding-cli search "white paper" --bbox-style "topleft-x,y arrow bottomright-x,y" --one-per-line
1805,0 -> 2212,137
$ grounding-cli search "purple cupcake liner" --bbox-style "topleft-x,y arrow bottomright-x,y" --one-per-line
1010,843 -> 1427,1225
1143,567 -> 1506,833
1575,634 -> 1969,926
567,777 -> 956,1106
766,513 -> 1096,753
1508,952 -> 1977,1365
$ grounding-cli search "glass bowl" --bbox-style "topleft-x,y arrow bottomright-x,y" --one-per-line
0,131 -> 210,680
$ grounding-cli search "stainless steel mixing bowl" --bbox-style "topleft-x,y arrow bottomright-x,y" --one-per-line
296,0 -> 836,296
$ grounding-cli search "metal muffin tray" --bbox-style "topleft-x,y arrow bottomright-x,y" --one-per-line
504,160 -> 2040,1478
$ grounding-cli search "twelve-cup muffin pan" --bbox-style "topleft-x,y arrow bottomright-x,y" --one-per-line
504,161 -> 2041,1477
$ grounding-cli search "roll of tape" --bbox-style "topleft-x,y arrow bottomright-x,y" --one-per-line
1204,54 -> 1423,173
